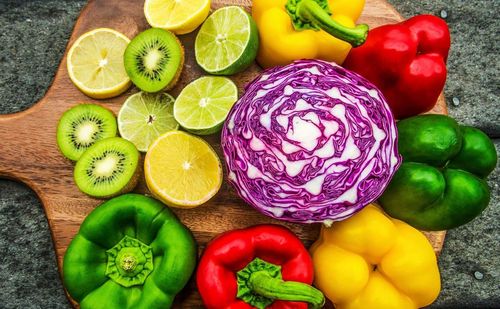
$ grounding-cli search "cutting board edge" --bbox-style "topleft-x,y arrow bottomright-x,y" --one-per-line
0,0 -> 448,308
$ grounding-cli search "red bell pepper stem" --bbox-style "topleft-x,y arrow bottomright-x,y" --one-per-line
236,258 -> 324,308
248,270 -> 325,308
287,0 -> 368,47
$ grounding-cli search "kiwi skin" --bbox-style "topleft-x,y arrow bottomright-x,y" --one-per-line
112,164 -> 141,198
124,28 -> 184,93
74,137 -> 140,199
56,104 -> 117,161
165,38 -> 184,91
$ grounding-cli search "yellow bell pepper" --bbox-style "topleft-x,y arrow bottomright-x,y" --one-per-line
310,204 -> 441,309
252,0 -> 368,68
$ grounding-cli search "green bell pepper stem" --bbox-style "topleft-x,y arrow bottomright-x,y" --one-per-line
248,270 -> 325,308
120,256 -> 137,272
295,0 -> 368,47
105,236 -> 154,286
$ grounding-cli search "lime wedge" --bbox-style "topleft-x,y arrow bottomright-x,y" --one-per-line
118,92 -> 179,152
173,76 -> 238,135
195,6 -> 259,75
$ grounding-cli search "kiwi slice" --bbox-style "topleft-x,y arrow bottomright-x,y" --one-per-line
57,104 -> 117,161
124,28 -> 184,93
74,137 -> 140,198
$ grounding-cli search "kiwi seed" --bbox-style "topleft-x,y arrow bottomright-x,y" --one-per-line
56,104 -> 117,161
124,28 -> 184,93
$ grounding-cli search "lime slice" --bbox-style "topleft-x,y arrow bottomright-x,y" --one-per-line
118,92 -> 179,152
195,6 -> 259,75
173,76 -> 238,135
67,28 -> 131,99
144,131 -> 222,208
144,0 -> 210,35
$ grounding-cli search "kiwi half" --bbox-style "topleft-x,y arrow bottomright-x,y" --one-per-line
57,104 -> 117,161
74,137 -> 139,198
124,28 -> 184,93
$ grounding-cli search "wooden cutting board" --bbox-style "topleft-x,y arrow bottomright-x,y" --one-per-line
0,0 -> 447,307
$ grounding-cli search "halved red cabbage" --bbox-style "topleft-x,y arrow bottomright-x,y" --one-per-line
222,59 -> 401,224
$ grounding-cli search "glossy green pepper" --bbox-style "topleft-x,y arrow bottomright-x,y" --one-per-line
379,115 -> 497,230
63,194 -> 197,308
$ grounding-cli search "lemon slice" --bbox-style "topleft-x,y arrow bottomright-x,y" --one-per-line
145,131 -> 222,208
67,28 -> 131,99
144,0 -> 211,35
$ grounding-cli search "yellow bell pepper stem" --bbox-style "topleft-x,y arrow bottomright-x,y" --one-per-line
293,0 -> 368,46
252,0 -> 366,68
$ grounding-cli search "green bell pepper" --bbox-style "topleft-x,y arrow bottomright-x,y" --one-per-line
63,194 -> 197,308
379,114 -> 497,230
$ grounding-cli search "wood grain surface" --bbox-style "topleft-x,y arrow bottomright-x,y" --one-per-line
0,0 -> 447,307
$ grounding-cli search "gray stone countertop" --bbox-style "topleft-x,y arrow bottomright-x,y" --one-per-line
0,0 -> 498,308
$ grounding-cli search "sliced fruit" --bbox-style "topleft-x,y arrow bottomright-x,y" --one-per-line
124,28 -> 184,93
174,76 -> 238,135
144,131 -> 222,208
195,6 -> 259,75
74,137 -> 140,198
67,28 -> 131,99
118,92 -> 179,152
144,0 -> 211,35
57,104 -> 117,161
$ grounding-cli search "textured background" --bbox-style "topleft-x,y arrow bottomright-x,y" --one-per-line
0,0 -> 498,308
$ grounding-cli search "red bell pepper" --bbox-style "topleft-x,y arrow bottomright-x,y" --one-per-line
196,224 -> 324,309
344,14 -> 450,119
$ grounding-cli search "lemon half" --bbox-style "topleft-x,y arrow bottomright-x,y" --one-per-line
67,28 -> 131,99
144,0 -> 211,34
145,131 -> 222,208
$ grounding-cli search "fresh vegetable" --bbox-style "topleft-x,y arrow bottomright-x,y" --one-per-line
57,104 -> 117,161
144,0 -> 211,34
252,0 -> 368,68
74,137 -> 140,198
144,131 -> 222,208
195,6 -> 259,75
222,59 -> 401,224
310,204 -> 441,308
124,28 -> 184,93
173,76 -> 238,135
118,92 -> 178,152
379,114 -> 497,230
63,194 -> 197,309
67,28 -> 131,99
197,224 -> 325,309
344,15 -> 450,119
